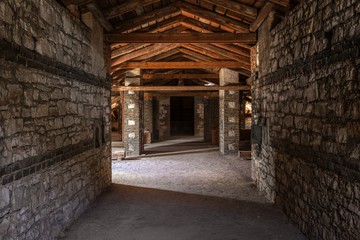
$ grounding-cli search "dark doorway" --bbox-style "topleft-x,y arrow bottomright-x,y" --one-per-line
170,97 -> 194,136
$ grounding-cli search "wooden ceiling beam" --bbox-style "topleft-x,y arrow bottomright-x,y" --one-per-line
250,2 -> 275,32
133,44 -> 181,61
180,18 -> 221,33
115,5 -> 181,33
137,15 -> 185,33
178,47 -> 227,62
201,0 -> 257,20
146,49 -> 181,62
113,85 -> 251,91
269,0 -> 290,7
191,44 -> 250,67
143,73 -> 219,80
111,43 -> 151,59
105,33 -> 257,43
145,92 -> 219,97
178,2 -> 249,33
104,0 -> 161,20
61,0 -> 92,6
116,61 -> 245,69
211,43 -> 250,58
111,43 -> 180,66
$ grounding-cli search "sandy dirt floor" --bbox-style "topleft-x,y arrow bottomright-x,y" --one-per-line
62,137 -> 306,240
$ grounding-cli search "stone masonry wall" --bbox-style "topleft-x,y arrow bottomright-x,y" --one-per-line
0,0 -> 111,239
194,97 -> 204,137
252,1 -> 360,239
157,97 -> 170,141
144,98 -> 153,140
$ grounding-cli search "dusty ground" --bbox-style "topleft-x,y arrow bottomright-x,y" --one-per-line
62,137 -> 306,240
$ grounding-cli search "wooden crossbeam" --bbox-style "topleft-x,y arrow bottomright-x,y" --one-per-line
143,73 -> 219,80
113,85 -> 251,91
106,33 -> 257,43
144,92 -> 219,98
201,0 -> 257,20
116,61 -> 244,69
104,0 -> 161,19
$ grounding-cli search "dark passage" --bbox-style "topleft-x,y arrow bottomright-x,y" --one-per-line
170,97 -> 194,136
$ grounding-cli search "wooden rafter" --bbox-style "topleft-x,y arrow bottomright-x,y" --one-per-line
179,2 -> 249,33
106,33 -> 257,44
178,47 -> 228,62
111,43 -> 180,67
115,5 -> 181,33
104,0 -> 161,20
201,0 -> 257,20
191,44 -> 250,67
180,18 -> 221,33
250,2 -> 275,32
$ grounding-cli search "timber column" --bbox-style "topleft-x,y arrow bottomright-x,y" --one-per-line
124,69 -> 144,157
219,68 -> 240,154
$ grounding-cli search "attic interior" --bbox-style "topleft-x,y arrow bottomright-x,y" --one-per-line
0,0 -> 359,239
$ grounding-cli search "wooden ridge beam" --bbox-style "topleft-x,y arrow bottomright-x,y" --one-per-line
116,61 -> 245,69
104,0 -> 161,20
143,73 -> 219,80
201,0 -> 257,20
113,85 -> 251,91
250,2 -> 275,32
106,33 -> 257,43
179,2 -> 249,33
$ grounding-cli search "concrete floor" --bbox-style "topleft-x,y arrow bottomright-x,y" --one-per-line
62,137 -> 306,240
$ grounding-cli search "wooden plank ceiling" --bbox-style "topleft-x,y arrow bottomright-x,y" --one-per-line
59,0 -> 299,88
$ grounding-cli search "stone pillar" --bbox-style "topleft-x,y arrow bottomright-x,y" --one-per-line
194,96 -> 204,137
204,98 -> 211,142
123,69 -> 143,157
219,68 -> 240,155
144,96 -> 153,143
158,97 -> 170,141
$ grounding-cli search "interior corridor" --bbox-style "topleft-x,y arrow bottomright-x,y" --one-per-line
61,138 -> 306,240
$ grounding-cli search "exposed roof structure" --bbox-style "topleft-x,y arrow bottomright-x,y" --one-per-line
58,0 -> 300,87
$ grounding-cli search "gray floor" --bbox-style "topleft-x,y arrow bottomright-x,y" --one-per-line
62,137 -> 306,240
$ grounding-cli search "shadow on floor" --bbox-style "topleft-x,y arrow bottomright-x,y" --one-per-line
62,184 -> 307,240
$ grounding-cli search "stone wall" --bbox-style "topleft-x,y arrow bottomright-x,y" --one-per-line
252,1 -> 360,239
204,98 -> 219,143
0,0 -> 111,239
157,97 -> 170,141
144,98 -> 153,140
194,97 -> 204,137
